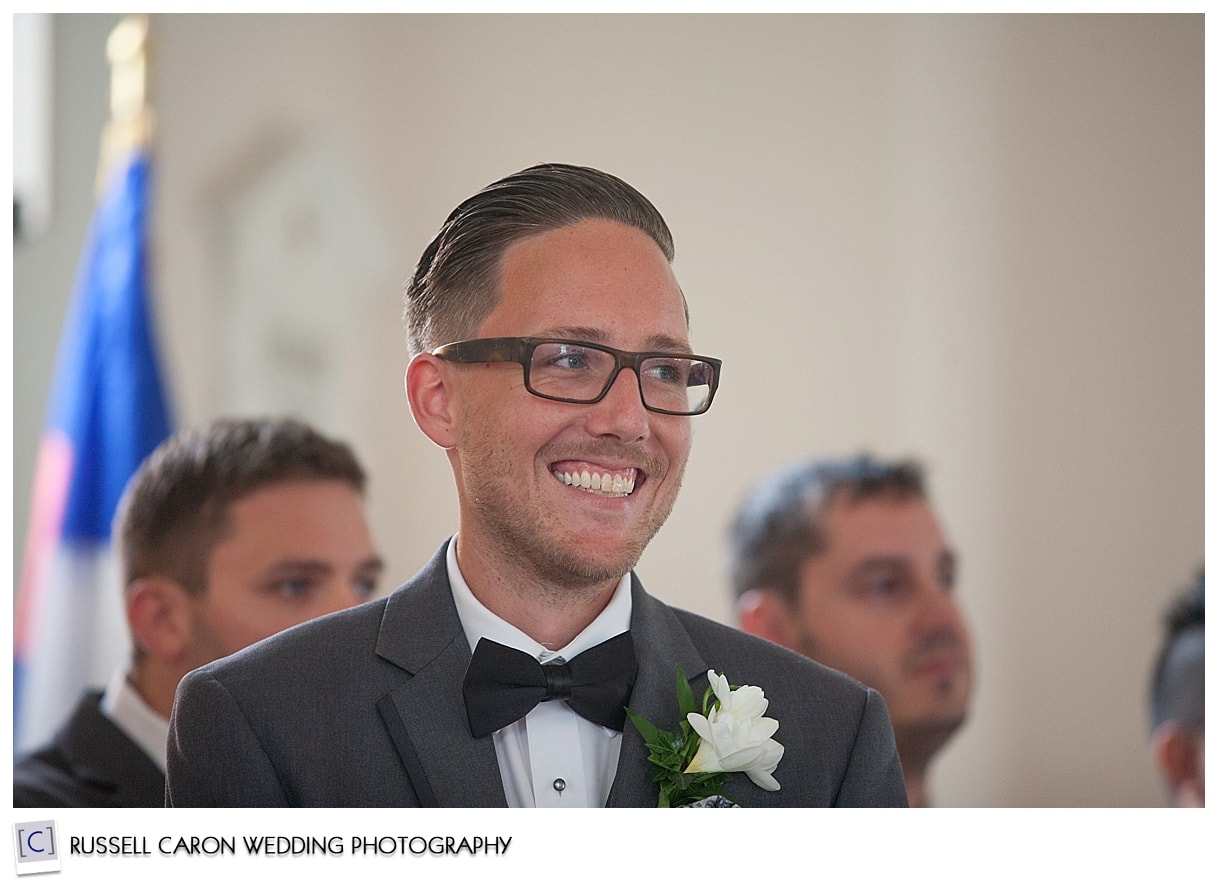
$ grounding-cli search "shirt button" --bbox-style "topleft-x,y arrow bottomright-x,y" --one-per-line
552,778 -> 566,793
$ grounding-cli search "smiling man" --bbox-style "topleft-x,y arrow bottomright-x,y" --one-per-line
166,163 -> 907,807
13,417 -> 383,807
729,455 -> 973,807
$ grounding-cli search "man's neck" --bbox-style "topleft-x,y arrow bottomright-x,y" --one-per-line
128,662 -> 178,720
452,536 -> 622,649
902,768 -> 930,808
895,723 -> 957,808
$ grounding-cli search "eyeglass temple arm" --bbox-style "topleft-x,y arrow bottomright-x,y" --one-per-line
433,338 -> 530,363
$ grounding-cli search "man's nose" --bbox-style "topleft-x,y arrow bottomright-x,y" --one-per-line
318,583 -> 361,615
586,367 -> 650,442
914,579 -> 967,640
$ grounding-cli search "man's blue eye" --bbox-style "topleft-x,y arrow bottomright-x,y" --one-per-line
646,361 -> 685,384
554,352 -> 587,369
858,574 -> 910,600
274,579 -> 310,598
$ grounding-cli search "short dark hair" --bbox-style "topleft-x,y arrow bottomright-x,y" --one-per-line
115,417 -> 367,597
1149,569 -> 1204,732
727,455 -> 927,604
402,162 -> 676,357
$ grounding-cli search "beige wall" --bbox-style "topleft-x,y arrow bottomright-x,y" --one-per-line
14,13 -> 1203,806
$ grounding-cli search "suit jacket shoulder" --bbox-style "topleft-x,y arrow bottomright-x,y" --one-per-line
614,581 -> 908,807
13,692 -> 165,808
167,542 -> 493,807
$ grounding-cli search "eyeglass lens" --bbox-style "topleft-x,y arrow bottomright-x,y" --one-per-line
528,341 -> 714,414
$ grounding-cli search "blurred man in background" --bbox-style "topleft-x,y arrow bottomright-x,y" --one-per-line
728,455 -> 972,807
13,416 -> 384,807
1148,569 -> 1204,807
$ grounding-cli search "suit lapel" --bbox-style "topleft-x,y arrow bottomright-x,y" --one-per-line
374,542 -> 508,807
607,576 -> 710,807
373,552 -> 750,808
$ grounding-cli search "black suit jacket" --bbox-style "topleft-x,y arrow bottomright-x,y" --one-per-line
13,691 -> 166,808
167,541 -> 907,807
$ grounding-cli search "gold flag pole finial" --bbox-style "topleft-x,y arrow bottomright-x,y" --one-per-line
97,14 -> 154,193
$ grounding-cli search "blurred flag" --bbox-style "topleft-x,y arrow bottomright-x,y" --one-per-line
13,146 -> 173,755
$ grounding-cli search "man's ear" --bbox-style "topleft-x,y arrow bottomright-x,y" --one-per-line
1152,722 -> 1205,807
406,353 -> 458,450
736,588 -> 799,650
126,576 -> 194,664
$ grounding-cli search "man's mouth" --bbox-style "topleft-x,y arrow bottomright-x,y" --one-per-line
907,645 -> 967,683
913,656 -> 962,680
551,465 -> 639,498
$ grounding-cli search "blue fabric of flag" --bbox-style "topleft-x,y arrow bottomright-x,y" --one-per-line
14,147 -> 174,753
48,150 -> 173,541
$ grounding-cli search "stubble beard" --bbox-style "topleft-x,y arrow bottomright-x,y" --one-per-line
890,664 -> 971,771
461,439 -> 685,597
793,626 -> 969,769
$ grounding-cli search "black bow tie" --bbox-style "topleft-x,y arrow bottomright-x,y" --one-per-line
462,632 -> 637,738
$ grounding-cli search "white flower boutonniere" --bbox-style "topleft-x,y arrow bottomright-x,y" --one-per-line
626,668 -> 784,807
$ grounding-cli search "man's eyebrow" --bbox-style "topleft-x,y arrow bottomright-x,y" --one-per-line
541,326 -> 605,342
357,556 -> 386,575
539,328 -> 694,354
263,560 -> 334,577
851,556 -> 912,574
642,334 -> 695,354
263,556 -> 385,576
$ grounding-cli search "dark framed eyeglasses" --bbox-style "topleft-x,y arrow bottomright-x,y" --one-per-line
431,337 -> 722,416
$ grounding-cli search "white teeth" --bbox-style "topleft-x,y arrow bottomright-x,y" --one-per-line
553,468 -> 637,497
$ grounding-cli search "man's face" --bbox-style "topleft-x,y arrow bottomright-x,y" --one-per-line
444,218 -> 694,589
785,495 -> 972,750
186,479 -> 383,664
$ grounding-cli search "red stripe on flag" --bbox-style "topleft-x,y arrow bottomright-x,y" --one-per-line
14,431 -> 75,656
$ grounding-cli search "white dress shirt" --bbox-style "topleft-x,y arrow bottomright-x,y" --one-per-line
446,536 -> 632,807
99,664 -> 170,772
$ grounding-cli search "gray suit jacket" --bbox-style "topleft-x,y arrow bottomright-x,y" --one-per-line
166,541 -> 906,807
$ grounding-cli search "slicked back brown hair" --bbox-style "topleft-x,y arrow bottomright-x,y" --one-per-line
403,162 -> 677,357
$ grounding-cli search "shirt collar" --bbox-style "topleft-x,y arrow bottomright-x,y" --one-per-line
446,534 -> 632,662
99,664 -> 170,772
